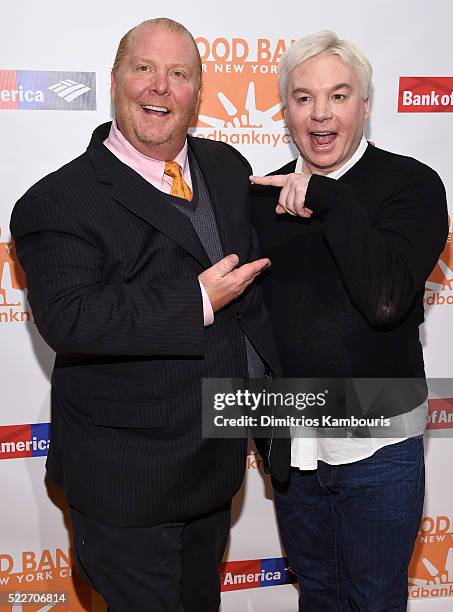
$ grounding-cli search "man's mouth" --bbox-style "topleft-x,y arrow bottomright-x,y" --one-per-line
141,104 -> 171,116
310,131 -> 337,146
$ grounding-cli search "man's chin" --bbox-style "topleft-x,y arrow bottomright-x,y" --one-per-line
304,151 -> 347,175
136,131 -> 172,147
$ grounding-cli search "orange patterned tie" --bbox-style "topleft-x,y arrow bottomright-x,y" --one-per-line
164,161 -> 193,201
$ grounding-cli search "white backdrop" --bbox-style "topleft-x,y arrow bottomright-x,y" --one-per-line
1,1 -> 452,610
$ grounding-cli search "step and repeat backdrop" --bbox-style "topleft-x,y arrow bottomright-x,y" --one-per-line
1,1 -> 452,610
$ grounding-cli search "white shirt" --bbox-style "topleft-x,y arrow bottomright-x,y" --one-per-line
291,138 -> 428,470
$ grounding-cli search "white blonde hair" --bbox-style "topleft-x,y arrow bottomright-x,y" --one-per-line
279,31 -> 372,105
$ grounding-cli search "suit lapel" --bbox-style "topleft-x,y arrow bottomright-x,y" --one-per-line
87,124 -> 211,269
109,172 -> 212,267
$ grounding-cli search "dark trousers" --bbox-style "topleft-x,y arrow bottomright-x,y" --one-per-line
70,504 -> 231,612
273,436 -> 425,611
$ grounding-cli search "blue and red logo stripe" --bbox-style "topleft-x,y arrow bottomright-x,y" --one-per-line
0,70 -> 96,110
0,422 -> 50,459
220,557 -> 296,591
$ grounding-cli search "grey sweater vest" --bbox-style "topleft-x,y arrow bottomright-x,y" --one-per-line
165,152 -> 265,378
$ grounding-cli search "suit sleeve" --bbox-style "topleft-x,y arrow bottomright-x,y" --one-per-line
305,164 -> 449,326
10,191 -> 205,356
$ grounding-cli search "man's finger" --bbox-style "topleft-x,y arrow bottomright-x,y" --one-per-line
215,254 -> 240,276
280,180 -> 294,212
237,258 -> 271,281
249,175 -> 287,188
275,204 -> 313,217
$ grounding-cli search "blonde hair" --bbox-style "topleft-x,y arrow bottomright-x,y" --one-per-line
279,31 -> 372,105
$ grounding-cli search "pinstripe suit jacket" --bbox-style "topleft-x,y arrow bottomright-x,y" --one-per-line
10,122 -> 281,527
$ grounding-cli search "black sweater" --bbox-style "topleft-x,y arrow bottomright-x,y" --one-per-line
251,144 -> 448,381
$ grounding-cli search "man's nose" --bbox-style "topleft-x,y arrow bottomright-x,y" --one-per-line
311,98 -> 332,121
149,71 -> 169,95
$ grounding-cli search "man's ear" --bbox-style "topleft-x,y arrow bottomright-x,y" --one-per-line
193,83 -> 202,120
111,71 -> 117,102
364,96 -> 370,121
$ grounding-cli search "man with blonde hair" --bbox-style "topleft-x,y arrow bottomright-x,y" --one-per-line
251,31 -> 448,610
11,17 -> 279,611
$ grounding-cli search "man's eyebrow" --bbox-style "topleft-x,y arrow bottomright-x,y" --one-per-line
291,83 -> 353,95
131,56 -> 153,64
291,87 -> 312,96
135,57 -> 192,69
331,82 -> 353,91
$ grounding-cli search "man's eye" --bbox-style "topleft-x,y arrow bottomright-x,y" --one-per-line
137,65 -> 150,72
297,96 -> 311,104
332,94 -> 346,101
172,71 -> 186,79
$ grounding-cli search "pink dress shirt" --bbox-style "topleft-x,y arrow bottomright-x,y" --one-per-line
104,121 -> 214,326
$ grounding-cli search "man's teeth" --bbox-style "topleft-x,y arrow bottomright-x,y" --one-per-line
142,105 -> 169,113
311,131 -> 335,135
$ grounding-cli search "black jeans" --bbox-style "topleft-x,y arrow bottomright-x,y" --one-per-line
70,503 -> 231,612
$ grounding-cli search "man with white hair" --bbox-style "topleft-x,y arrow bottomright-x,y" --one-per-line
251,31 -> 448,611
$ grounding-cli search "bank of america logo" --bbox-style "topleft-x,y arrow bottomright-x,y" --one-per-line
0,70 -> 96,110
0,423 -> 50,459
48,79 -> 91,102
